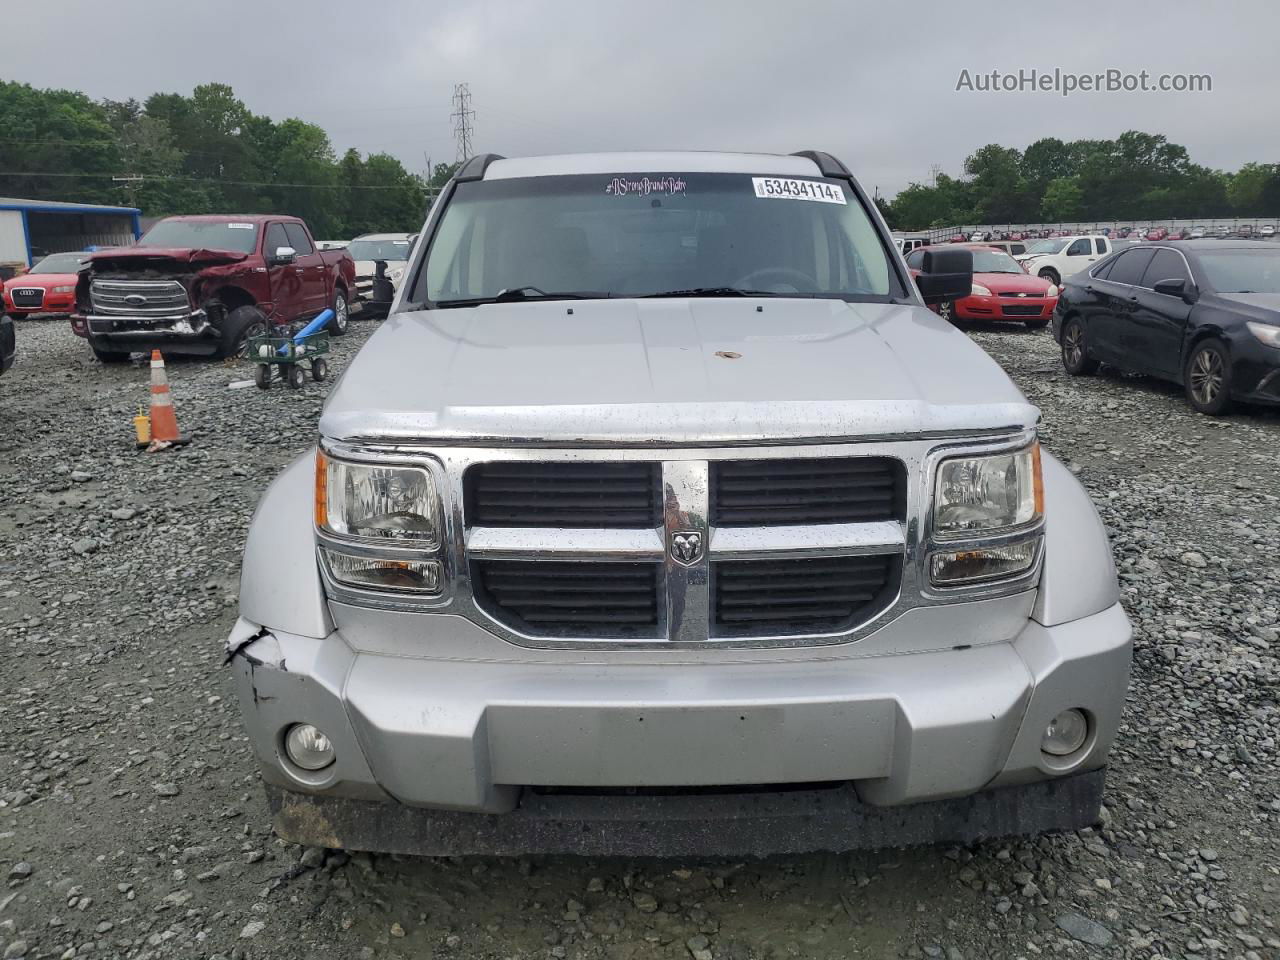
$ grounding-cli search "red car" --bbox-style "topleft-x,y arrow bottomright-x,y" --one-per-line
2,251 -> 88,317
906,244 -> 1057,329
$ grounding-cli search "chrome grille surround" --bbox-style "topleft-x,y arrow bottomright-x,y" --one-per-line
317,430 -> 1044,650
89,279 -> 191,317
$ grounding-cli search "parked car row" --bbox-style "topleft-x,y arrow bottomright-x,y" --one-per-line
1053,240 -> 1280,415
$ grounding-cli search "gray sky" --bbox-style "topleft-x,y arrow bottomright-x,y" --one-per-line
4,0 -> 1275,197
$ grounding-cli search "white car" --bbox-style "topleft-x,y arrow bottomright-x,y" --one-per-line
1015,235 -> 1116,286
1261,224 -> 1276,238
346,233 -> 416,314
315,240 -> 349,251
968,232 -> 985,242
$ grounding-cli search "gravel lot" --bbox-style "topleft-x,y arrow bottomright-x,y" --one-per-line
1,316 -> 1277,960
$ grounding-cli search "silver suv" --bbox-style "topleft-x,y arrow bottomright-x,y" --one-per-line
228,151 -> 1132,856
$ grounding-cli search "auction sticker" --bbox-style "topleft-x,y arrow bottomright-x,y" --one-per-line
752,177 -> 846,204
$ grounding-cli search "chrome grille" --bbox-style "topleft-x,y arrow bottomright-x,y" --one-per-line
89,279 -> 190,317
463,455 -> 907,643
9,287 -> 44,308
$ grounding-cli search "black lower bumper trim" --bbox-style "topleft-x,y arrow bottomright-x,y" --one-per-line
265,769 -> 1105,857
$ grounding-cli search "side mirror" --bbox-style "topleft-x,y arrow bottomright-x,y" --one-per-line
1152,277 -> 1197,304
269,245 -> 297,266
916,248 -> 973,304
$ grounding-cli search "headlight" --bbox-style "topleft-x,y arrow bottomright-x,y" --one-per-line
1045,284 -> 1059,297
52,285 -> 75,294
315,450 -> 444,598
933,443 -> 1043,538
1246,321 -> 1280,348
389,267 -> 404,284
971,283 -> 992,297
315,450 -> 439,545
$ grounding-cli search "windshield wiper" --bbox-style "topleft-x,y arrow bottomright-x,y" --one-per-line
434,287 -> 611,308
643,286 -> 788,298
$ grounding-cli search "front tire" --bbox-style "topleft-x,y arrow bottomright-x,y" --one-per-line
1038,269 -> 1060,286
1184,339 -> 1233,415
326,290 -> 349,337
254,364 -> 272,390
89,338 -> 131,363
1061,317 -> 1099,375
218,305 -> 269,360
287,364 -> 306,389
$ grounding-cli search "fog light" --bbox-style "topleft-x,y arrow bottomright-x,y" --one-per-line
1041,709 -> 1089,757
284,723 -> 336,771
929,540 -> 1038,586
322,548 -> 441,594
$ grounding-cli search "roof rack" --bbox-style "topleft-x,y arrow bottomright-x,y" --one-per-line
790,151 -> 852,179
455,154 -> 505,182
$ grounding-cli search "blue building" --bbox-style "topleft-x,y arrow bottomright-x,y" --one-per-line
0,197 -> 142,274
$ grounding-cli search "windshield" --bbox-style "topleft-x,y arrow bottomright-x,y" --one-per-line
1026,239 -> 1069,255
30,252 -> 87,274
347,238 -> 413,261
1197,249 -> 1280,293
138,220 -> 259,254
970,250 -> 1025,274
416,173 -> 895,304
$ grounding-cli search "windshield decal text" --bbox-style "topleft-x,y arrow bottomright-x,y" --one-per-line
605,176 -> 688,197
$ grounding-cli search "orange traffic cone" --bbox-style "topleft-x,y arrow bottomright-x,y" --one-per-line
146,350 -> 187,450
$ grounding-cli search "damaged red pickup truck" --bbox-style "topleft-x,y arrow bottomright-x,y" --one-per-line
71,214 -> 356,361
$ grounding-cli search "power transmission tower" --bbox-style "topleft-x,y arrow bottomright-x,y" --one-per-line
451,84 -> 475,162
929,164 -> 943,188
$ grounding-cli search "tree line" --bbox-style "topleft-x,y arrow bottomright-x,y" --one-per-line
0,79 -> 461,239
880,131 -> 1280,231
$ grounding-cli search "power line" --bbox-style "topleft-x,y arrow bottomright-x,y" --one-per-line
0,169 -> 438,191
451,83 -> 475,162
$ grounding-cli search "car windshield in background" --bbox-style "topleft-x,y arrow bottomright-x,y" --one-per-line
347,239 -> 413,261
417,173 -> 895,305
137,220 -> 259,254
971,250 -> 1025,274
30,253 -> 87,273
1026,239 -> 1069,255
1197,249 -> 1280,294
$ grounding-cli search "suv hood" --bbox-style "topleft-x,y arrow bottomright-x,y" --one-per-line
320,298 -> 1038,445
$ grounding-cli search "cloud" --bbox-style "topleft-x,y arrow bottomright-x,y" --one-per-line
3,0 -> 1274,196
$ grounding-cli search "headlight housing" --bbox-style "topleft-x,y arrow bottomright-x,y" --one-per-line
933,443 -> 1043,538
1245,321 -> 1280,349
316,450 -> 438,545
971,283 -> 992,297
1045,284 -> 1059,298
928,442 -> 1044,588
315,450 -> 444,598
52,285 -> 75,294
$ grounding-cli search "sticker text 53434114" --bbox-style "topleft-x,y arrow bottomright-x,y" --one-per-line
752,177 -> 846,205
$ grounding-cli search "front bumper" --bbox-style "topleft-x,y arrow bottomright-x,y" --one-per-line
1229,336 -> 1280,406
78,311 -> 221,355
230,601 -> 1131,852
953,294 -> 1056,321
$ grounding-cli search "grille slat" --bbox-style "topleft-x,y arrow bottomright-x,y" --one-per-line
473,560 -> 660,637
713,555 -> 899,636
712,458 -> 904,526
467,462 -> 660,528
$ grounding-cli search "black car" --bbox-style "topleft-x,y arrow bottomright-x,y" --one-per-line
1052,240 -> 1280,414
0,312 -> 14,377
